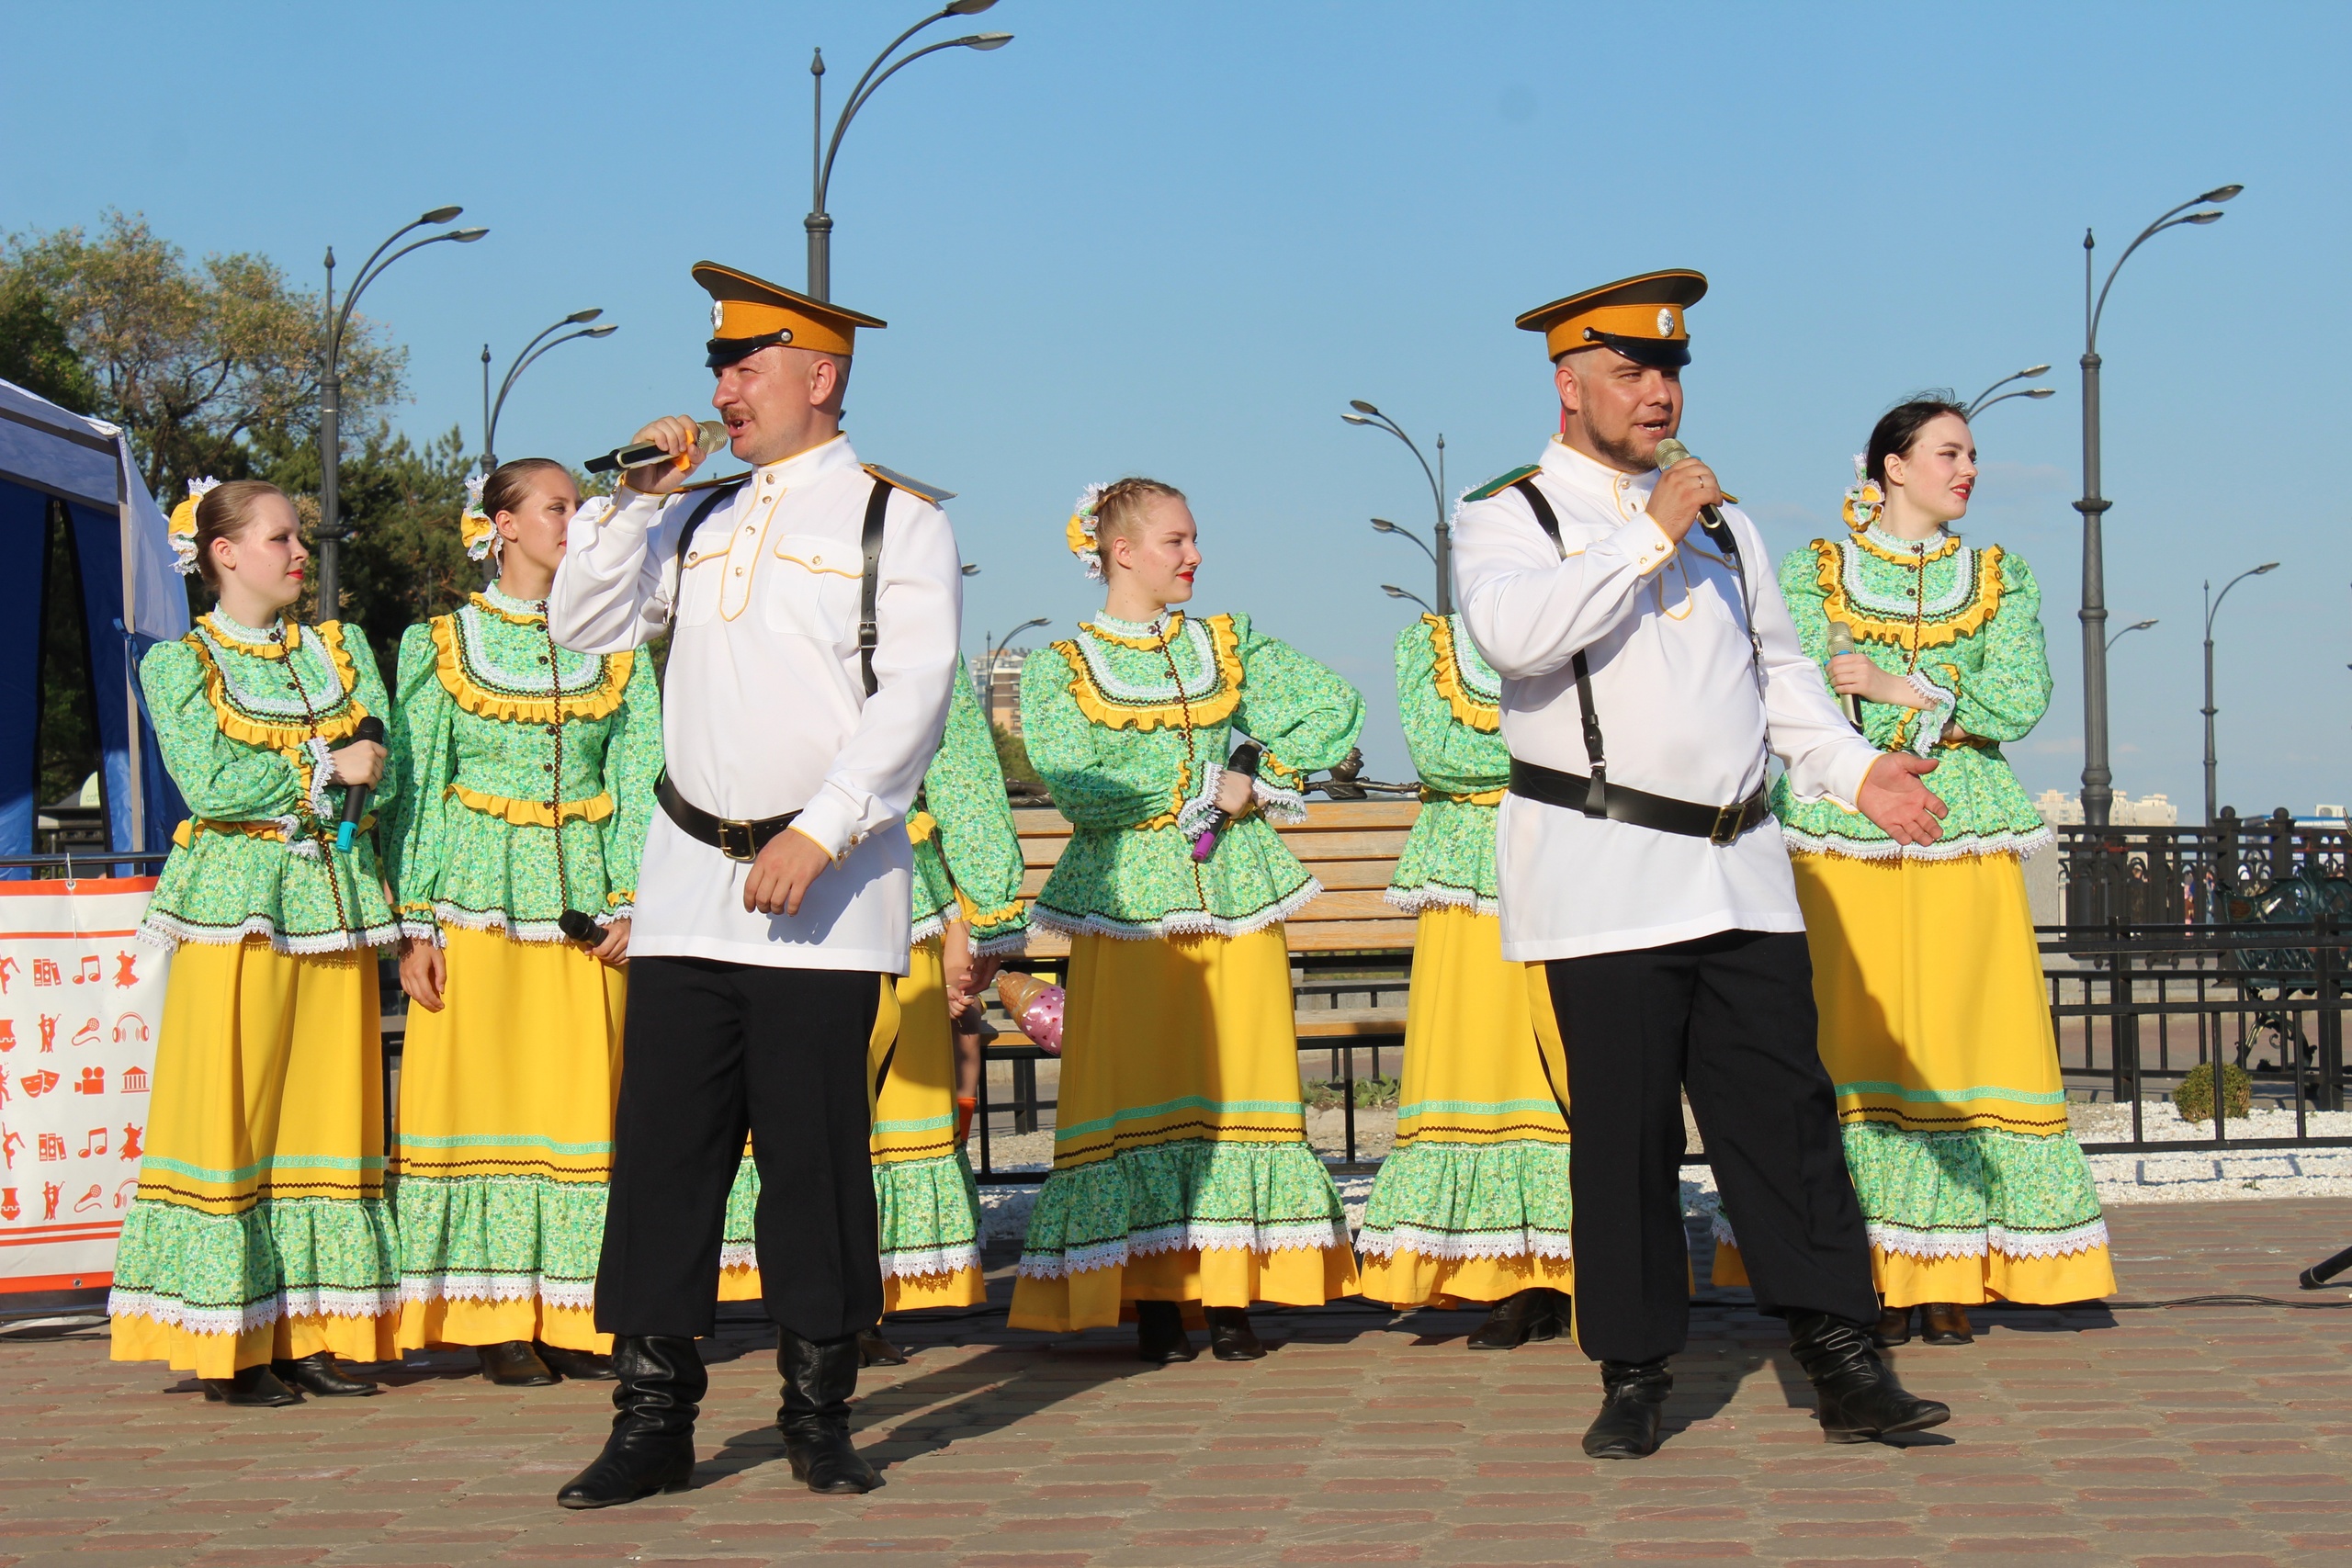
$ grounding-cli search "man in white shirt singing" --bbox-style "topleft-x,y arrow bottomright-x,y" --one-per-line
1452,270 -> 1951,1460
548,263 -> 962,1506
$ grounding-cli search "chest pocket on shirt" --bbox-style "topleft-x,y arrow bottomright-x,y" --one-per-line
764,534 -> 860,643
673,547 -> 727,627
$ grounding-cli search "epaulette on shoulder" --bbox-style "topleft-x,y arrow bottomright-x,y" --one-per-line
673,470 -> 754,494
862,463 -> 956,504
1462,464 -> 1541,503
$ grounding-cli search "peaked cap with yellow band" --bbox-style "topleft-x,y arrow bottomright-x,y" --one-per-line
694,261 -> 886,368
1517,268 -> 1708,368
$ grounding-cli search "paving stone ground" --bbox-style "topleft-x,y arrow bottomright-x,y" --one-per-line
3,1198 -> 2349,1568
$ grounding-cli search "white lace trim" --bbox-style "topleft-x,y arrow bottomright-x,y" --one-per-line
1839,535 -> 1975,618
1904,669 -> 1957,759
136,911 -> 401,954
1073,615 -> 1227,705
1014,1215 -> 1351,1280
1443,614 -> 1503,703
1384,883 -> 1498,918
397,1273 -> 597,1310
302,737 -> 339,820
1779,823 -> 2053,863
1355,1223 -> 1573,1262
909,910 -> 950,946
1710,1212 -> 2110,1263
1176,761 -> 1227,839
420,904 -> 588,944
1251,774 -> 1309,826
719,1241 -> 758,1273
107,1284 -> 398,1337
879,1241 -> 984,1281
1030,876 -> 1321,942
193,621 -> 354,723
453,599 -> 606,693
972,928 -> 1030,958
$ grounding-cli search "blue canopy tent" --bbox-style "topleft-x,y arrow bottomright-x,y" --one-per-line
0,379 -> 187,870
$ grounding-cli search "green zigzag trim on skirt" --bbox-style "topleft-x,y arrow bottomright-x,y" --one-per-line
718,1152 -> 985,1280
391,1173 -> 607,1311
1357,1138 -> 1574,1262
1838,1120 -> 2109,1260
1015,1137 -> 1350,1280
107,1193 -> 399,1336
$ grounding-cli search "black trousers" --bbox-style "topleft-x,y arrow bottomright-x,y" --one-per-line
1544,930 -> 1877,1365
595,955 -> 884,1341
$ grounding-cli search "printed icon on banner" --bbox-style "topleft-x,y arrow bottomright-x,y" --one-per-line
38,1133 -> 64,1162
120,1124 -> 141,1160
31,960 -> 58,989
73,1068 -> 103,1096
113,952 -> 139,988
37,1014 -> 58,1052
71,954 -> 100,986
0,1188 -> 14,1220
120,1066 -> 149,1094
114,1179 -> 137,1208
113,1014 -> 148,1044
72,1184 -> 101,1213
0,1130 -> 19,1168
0,1074 -> 9,1109
0,1021 -> 15,1052
40,1181 -> 61,1219
79,1127 -> 105,1156
70,1019 -> 98,1051
22,1068 -> 59,1099
0,956 -> 16,994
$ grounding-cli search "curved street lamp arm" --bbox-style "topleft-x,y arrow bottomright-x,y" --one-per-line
1374,521 -> 1436,566
2206,564 -> 2274,635
339,231 -> 468,348
334,219 -> 428,354
834,8 -> 953,149
1969,387 -> 2050,419
820,26 -> 963,208
490,327 -> 609,452
1968,369 -> 2030,414
2090,209 -> 2217,349
1367,414 -> 1444,523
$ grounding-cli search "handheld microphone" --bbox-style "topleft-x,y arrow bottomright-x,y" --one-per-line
1651,438 -> 1738,558
1823,620 -> 1865,729
334,716 -> 387,853
557,910 -> 604,945
1191,742 -> 1264,863
583,420 -> 729,475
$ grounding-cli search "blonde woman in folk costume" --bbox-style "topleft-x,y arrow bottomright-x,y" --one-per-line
1010,479 -> 1365,1361
1356,613 -> 1576,1345
1715,397 -> 2114,1342
107,479 -> 402,1405
714,668 -> 1028,1360
385,459 -> 662,1386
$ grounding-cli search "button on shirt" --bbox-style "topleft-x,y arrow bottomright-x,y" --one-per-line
1452,437 -> 1880,962
548,434 -> 962,973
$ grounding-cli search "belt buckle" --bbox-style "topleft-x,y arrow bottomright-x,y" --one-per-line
718,818 -> 759,863
1708,802 -> 1744,847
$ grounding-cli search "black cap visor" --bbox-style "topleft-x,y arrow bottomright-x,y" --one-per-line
1574,328 -> 1691,369
706,329 -> 793,369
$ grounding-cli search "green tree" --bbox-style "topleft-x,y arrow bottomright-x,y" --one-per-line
991,720 -> 1040,785
0,265 -> 96,412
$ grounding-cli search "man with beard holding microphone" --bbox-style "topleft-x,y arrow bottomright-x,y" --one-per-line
1451,271 -> 1952,1460
548,262 -> 962,1506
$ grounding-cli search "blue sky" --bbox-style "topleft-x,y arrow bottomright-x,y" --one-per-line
7,1 -> 2346,812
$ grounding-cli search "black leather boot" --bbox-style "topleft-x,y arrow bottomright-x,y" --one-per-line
1920,1303 -> 1974,1346
1204,1307 -> 1264,1361
537,1343 -> 616,1381
1465,1290 -> 1547,1349
271,1352 -> 381,1397
1582,1359 -> 1673,1459
555,1336 -> 704,1508
202,1364 -> 301,1405
1871,1304 -> 1915,1348
777,1329 -> 883,1495
1786,1311 -> 1951,1443
1135,1301 -> 1196,1365
857,1327 -> 910,1367
1541,1290 -> 1574,1341
479,1341 -> 557,1386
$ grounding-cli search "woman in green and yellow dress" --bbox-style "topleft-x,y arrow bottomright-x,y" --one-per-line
716,671 -> 1027,1358
1008,478 -> 1364,1362
386,459 -> 661,1385
1356,613 -> 1576,1347
1715,398 -> 2114,1345
109,479 -> 403,1404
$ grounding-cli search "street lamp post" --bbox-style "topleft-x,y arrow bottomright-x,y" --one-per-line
317,207 -> 487,615
2106,617 -> 2158,651
2202,562 -> 2278,825
804,2 -> 1012,300
481,310 -> 616,469
1382,583 -> 1434,614
1345,401 -> 1449,613
2075,183 -> 2241,827
1966,365 -> 2055,421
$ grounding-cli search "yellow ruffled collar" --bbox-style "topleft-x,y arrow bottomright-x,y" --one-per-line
1082,609 -> 1182,650
202,610 -> 299,659
1855,525 -> 1962,565
475,584 -> 548,625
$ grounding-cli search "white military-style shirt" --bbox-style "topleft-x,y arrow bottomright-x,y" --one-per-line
1453,436 -> 1882,962
549,432 -> 962,973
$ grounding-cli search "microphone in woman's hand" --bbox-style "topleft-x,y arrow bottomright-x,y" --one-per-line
1192,742 -> 1264,863
558,910 -> 603,945
334,716 -> 387,853
1825,620 -> 1865,729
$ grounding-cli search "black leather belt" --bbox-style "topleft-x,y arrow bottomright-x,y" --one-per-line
656,773 -> 800,863
1509,757 -> 1770,847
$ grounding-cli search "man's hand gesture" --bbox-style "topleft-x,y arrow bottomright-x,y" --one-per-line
744,828 -> 832,917
619,415 -> 710,498
1857,754 -> 1947,846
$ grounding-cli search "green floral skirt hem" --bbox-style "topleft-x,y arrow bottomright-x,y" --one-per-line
876,1150 -> 983,1280
390,1173 -> 606,1310
106,1194 -> 399,1335
1839,1120 -> 2109,1259
1016,1137 -> 1350,1280
1358,1139 -> 1575,1261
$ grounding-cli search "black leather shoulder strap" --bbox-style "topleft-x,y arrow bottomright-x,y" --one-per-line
1510,476 -> 1607,817
858,477 -> 889,697
673,476 -> 752,567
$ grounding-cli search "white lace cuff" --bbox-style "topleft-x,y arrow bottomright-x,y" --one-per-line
1251,772 -> 1309,825
1905,670 -> 1956,757
1175,761 -> 1227,838
301,738 -> 338,820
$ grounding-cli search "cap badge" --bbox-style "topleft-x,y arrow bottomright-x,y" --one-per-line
710,301 -> 726,332
1657,308 -> 1675,337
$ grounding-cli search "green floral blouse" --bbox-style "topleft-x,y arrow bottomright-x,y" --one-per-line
1773,527 -> 2052,858
138,613 -> 402,953
384,586 -> 661,942
1020,609 -> 1364,939
910,671 -> 1029,954
1388,614 -> 1508,914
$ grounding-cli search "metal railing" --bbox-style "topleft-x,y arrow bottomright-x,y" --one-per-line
2057,813 -> 2348,927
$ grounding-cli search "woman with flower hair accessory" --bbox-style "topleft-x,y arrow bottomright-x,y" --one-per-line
382,458 -> 662,1387
1713,397 -> 2114,1346
1008,477 -> 1365,1362
109,479 -> 404,1405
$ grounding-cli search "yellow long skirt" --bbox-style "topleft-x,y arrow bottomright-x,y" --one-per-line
107,940 -> 400,1378
391,927 -> 627,1353
1356,905 -> 1576,1307
1715,852 -> 2115,1306
1008,925 -> 1359,1333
